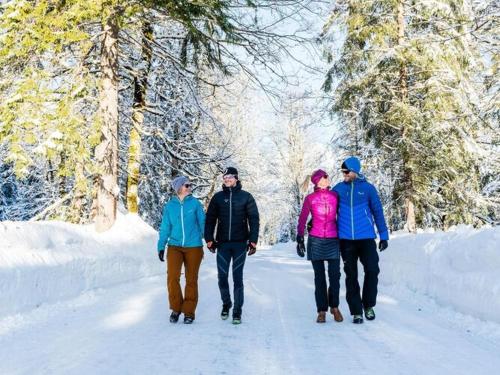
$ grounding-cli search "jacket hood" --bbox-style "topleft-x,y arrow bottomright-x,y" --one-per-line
171,194 -> 194,203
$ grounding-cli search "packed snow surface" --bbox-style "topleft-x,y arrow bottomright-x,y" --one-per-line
1,215 -> 499,374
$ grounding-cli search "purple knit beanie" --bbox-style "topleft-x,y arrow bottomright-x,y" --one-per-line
311,169 -> 328,186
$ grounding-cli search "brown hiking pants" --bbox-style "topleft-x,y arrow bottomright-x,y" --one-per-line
167,245 -> 203,318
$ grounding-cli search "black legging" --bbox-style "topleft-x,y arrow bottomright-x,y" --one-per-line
311,259 -> 341,312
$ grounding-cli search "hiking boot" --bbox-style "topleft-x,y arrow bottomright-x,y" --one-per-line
232,312 -> 242,325
184,315 -> 194,324
169,311 -> 180,323
353,314 -> 364,324
330,307 -> 344,322
221,304 -> 231,320
316,311 -> 326,323
364,307 -> 376,321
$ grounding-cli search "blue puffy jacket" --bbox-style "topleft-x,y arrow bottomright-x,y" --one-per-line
332,157 -> 389,240
157,194 -> 206,251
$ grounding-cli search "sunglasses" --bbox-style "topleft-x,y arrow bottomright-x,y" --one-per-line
322,174 -> 329,179
223,174 -> 236,180
183,183 -> 192,188
341,169 -> 350,174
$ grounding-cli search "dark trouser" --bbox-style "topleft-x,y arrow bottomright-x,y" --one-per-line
216,242 -> 247,315
340,239 -> 380,315
311,259 -> 341,312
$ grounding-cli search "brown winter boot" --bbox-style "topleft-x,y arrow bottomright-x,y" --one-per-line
316,311 -> 326,323
330,307 -> 344,322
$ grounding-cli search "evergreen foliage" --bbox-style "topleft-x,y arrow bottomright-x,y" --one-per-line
322,0 -> 496,229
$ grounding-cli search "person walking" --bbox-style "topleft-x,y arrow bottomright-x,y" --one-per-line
333,157 -> 389,324
297,169 -> 344,323
204,167 -> 260,325
157,176 -> 206,324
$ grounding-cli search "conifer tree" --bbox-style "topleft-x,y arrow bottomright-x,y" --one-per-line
323,0 -> 489,230
0,0 -> 276,229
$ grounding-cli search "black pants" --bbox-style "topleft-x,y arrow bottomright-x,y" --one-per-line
311,259 -> 341,312
216,242 -> 247,315
340,239 -> 380,315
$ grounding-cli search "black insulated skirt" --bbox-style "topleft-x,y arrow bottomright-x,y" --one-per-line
306,235 -> 340,261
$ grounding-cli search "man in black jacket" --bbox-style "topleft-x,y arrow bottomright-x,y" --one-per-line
205,167 -> 260,324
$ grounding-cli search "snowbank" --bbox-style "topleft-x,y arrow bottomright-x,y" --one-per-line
0,214 -> 160,318
1,215 -> 499,325
381,225 -> 500,323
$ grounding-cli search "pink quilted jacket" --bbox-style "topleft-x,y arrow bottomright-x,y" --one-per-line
297,187 -> 339,238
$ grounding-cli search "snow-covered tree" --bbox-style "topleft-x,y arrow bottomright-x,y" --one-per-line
1,1 -> 314,228
322,0 -> 492,230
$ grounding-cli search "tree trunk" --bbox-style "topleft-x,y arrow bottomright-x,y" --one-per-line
397,0 -> 416,233
94,13 -> 119,232
126,21 -> 153,213
171,120 -> 180,178
404,197 -> 416,232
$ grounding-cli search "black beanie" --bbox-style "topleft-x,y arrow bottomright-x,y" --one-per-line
223,167 -> 238,179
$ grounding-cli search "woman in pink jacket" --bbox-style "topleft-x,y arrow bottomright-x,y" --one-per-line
296,169 -> 344,323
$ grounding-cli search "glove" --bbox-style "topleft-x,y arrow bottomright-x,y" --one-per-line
207,241 -> 217,253
247,242 -> 257,256
296,235 -> 305,257
158,250 -> 165,262
379,240 -> 388,251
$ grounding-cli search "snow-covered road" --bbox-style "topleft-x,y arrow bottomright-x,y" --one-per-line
1,245 -> 500,375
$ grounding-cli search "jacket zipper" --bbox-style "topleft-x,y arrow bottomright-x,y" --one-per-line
324,195 -> 327,237
350,182 -> 354,240
181,202 -> 185,246
229,190 -> 233,241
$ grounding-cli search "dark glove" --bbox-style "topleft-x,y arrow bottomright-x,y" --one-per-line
247,242 -> 257,256
379,240 -> 388,251
296,235 -> 305,257
158,250 -> 165,262
207,241 -> 218,253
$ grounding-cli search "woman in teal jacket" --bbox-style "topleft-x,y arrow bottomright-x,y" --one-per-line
157,175 -> 206,324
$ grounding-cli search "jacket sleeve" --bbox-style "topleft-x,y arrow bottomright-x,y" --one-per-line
332,190 -> 340,216
331,185 -> 341,215
246,193 -> 260,244
204,196 -> 218,242
157,204 -> 171,251
297,195 -> 311,237
368,185 -> 389,240
196,199 -> 206,239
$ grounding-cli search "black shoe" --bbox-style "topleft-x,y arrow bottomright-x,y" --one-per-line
221,304 -> 231,320
353,314 -> 364,324
170,311 -> 180,323
184,316 -> 194,324
364,307 -> 376,321
232,312 -> 242,325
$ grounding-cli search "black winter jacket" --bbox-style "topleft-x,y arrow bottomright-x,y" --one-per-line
204,181 -> 260,244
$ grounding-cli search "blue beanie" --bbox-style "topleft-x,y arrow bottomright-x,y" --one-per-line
341,156 -> 362,174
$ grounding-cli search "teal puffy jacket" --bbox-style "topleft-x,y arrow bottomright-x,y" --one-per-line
157,195 -> 205,251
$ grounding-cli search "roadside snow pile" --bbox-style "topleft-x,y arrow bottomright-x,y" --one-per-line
0,214 -> 160,318
1,215 -> 499,325
382,225 -> 500,323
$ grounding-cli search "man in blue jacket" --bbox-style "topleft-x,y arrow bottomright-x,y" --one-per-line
333,157 -> 389,324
